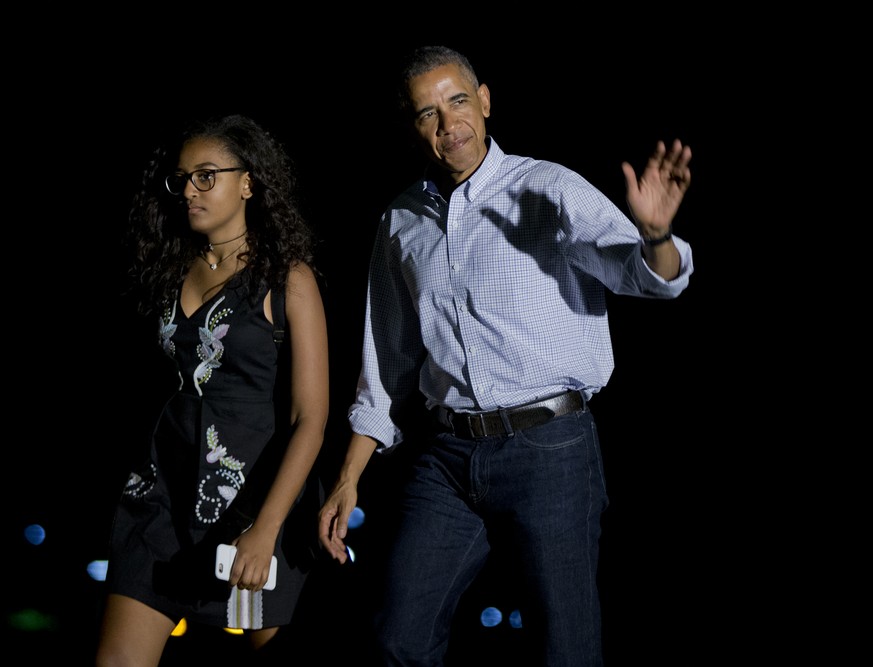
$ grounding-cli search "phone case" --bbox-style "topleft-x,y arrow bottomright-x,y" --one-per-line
214,543 -> 277,590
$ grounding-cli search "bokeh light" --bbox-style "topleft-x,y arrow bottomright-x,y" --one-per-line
88,560 -> 109,582
480,606 -> 503,627
7,608 -> 57,631
348,506 -> 365,529
24,524 -> 46,545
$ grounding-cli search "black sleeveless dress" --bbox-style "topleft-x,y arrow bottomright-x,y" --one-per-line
106,275 -> 309,629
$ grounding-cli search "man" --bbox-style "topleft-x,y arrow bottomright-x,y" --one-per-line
319,45 -> 693,666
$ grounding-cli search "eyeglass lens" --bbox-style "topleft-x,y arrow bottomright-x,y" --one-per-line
166,170 -> 218,195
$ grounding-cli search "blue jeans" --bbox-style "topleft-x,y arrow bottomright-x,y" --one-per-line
373,405 -> 608,666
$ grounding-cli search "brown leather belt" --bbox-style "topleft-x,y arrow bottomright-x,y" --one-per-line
435,390 -> 585,439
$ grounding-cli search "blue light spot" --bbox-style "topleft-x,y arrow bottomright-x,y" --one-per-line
509,609 -> 523,628
348,507 -> 365,529
88,560 -> 109,581
480,606 -> 502,627
24,524 -> 46,546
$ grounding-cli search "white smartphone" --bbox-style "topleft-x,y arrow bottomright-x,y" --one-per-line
214,543 -> 277,591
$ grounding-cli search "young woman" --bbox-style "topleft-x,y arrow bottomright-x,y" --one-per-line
96,114 -> 329,666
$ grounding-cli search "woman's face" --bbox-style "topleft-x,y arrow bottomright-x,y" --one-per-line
173,137 -> 251,240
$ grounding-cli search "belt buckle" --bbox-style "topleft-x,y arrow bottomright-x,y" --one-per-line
448,411 -> 484,438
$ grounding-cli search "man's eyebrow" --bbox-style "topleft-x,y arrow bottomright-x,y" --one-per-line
416,92 -> 470,115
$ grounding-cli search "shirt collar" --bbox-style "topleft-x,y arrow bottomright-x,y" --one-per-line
422,136 -> 503,203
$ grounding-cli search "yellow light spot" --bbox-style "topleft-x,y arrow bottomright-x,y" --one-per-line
170,618 -> 188,636
223,627 -> 244,636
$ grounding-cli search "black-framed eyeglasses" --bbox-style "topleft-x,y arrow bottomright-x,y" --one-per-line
165,167 -> 245,195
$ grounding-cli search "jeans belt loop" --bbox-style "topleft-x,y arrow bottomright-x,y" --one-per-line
475,412 -> 487,438
497,407 -> 514,437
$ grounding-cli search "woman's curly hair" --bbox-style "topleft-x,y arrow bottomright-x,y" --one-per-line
124,114 -> 315,317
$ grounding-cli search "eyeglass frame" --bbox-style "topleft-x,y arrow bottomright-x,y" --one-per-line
164,167 -> 246,195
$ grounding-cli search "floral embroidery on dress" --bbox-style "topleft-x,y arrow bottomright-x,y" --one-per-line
159,302 -> 178,356
193,299 -> 232,396
195,423 -> 247,525
205,424 -> 245,469
121,463 -> 157,499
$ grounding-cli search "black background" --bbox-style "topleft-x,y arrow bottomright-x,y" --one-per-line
5,16 -> 786,665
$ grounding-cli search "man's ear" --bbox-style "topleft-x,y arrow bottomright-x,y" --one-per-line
478,83 -> 491,119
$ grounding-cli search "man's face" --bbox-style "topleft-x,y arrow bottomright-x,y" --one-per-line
407,63 -> 491,185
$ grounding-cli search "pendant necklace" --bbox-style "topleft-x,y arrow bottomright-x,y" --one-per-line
200,239 -> 247,271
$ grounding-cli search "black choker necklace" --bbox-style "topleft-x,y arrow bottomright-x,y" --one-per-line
200,239 -> 246,271
205,231 -> 246,252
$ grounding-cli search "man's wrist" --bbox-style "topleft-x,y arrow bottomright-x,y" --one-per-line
641,225 -> 673,247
